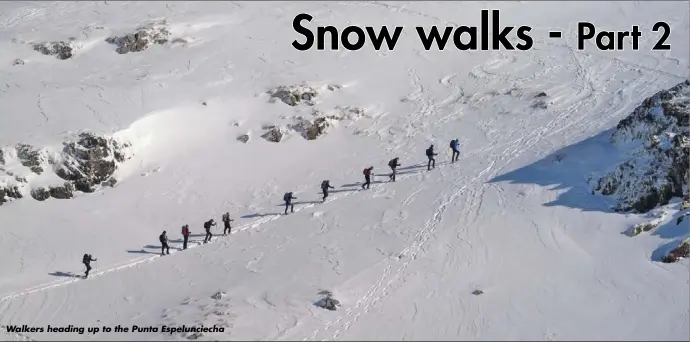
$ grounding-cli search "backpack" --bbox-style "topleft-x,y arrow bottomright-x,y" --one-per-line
204,221 -> 211,229
82,254 -> 90,263
426,147 -> 433,156
283,192 -> 292,201
363,168 -> 370,176
222,213 -> 229,222
182,225 -> 189,236
321,180 -> 328,189
388,159 -> 396,167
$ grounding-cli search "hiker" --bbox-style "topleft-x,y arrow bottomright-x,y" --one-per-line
388,158 -> 401,182
450,139 -> 460,163
222,213 -> 234,236
160,231 -> 170,255
203,219 -> 216,243
362,166 -> 374,189
426,145 -> 438,170
284,192 -> 297,214
321,180 -> 335,202
181,224 -> 190,250
82,253 -> 97,278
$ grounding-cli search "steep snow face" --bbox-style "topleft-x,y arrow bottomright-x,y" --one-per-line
592,80 -> 689,212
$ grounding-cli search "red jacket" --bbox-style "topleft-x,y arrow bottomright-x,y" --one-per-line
182,226 -> 190,236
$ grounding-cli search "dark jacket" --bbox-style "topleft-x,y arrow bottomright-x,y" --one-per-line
388,158 -> 400,168
426,147 -> 437,157
82,254 -> 96,264
159,233 -> 168,244
284,192 -> 296,202
204,220 -> 216,230
321,181 -> 334,190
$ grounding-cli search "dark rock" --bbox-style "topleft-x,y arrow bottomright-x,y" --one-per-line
101,177 -> 117,187
54,132 -> 128,193
30,187 -> 50,201
267,85 -> 318,106
14,176 -> 27,183
290,117 -> 330,140
0,149 -> 4,164
261,126 -> 285,143
314,290 -> 340,311
0,185 -> 22,206
49,183 -> 74,199
534,92 -> 547,98
594,80 -> 689,213
106,21 -> 171,54
15,144 -> 44,174
32,41 -> 74,60
12,58 -> 24,66
237,134 -> 250,143
661,237 -> 690,263
472,289 -> 484,295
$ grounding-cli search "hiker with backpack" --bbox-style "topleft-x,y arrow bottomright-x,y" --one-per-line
160,231 -> 170,255
426,145 -> 438,170
388,158 -> 401,182
321,180 -> 335,202
222,213 -> 234,236
203,219 -> 216,243
82,253 -> 97,278
450,139 -> 460,163
284,192 -> 297,214
181,224 -> 190,250
362,166 -> 374,189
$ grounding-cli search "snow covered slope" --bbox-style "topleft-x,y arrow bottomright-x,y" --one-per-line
0,1 -> 688,341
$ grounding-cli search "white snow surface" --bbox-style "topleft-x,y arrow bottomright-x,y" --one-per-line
0,1 -> 689,341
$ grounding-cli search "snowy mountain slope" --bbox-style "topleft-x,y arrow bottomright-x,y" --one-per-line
0,1 -> 688,341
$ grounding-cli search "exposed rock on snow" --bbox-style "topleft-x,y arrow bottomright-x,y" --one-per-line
260,125 -> 286,143
662,237 -> 690,263
16,143 -> 45,174
237,134 -> 250,143
211,291 -> 226,300
592,80 -> 689,213
289,117 -> 331,140
54,132 -> 130,193
49,182 -> 74,199
472,289 -> 484,295
30,187 -> 50,201
32,40 -> 74,60
105,20 -> 171,54
0,185 -> 22,206
12,58 -> 24,66
267,85 -> 318,106
267,84 -> 342,106
314,290 -> 340,311
628,210 -> 667,237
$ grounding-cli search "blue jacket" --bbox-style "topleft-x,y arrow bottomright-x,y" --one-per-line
450,140 -> 458,150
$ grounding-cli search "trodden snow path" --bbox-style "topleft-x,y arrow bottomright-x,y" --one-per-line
1,1 -> 689,341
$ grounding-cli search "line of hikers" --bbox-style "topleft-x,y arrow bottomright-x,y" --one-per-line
82,139 -> 462,276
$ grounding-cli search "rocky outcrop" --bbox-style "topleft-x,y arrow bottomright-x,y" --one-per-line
30,187 -> 50,201
592,80 -> 689,213
314,290 -> 340,311
49,183 -> 74,199
54,132 -> 130,193
661,237 -> 690,263
237,134 -> 250,143
105,20 -> 171,54
260,125 -> 286,143
268,85 -> 318,106
0,185 -> 22,206
267,84 -> 342,107
15,144 -> 44,174
289,117 -> 331,140
32,40 -> 74,60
